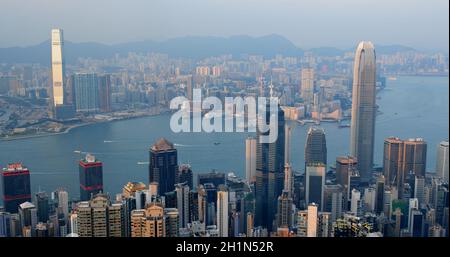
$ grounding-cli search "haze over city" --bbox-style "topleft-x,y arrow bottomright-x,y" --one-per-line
0,0 -> 448,52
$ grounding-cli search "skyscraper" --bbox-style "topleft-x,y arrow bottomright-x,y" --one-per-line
335,156 -> 357,188
255,100 -> 285,231
245,137 -> 257,183
383,137 -> 427,199
51,29 -> 65,107
72,73 -> 100,113
436,141 -> 449,183
306,203 -> 318,237
1,163 -> 31,213
375,175 -> 385,214
35,192 -> 49,223
176,164 -> 193,190
350,41 -> 376,182
149,138 -> 178,195
301,68 -> 314,105
323,184 -> 343,222
305,126 -> 327,168
175,183 -> 190,229
76,194 -> 123,237
217,186 -> 229,237
79,154 -> 103,201
305,163 -> 326,211
98,74 -> 112,112
276,190 -> 293,229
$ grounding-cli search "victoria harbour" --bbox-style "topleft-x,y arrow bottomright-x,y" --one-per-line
0,75 -> 448,201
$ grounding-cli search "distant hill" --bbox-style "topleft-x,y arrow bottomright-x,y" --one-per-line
0,34 -> 418,65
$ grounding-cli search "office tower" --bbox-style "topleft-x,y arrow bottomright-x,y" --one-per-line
189,191 -> 199,223
323,185 -> 343,222
408,198 -> 419,232
131,203 -> 165,237
217,186 -> 229,237
393,208 -> 402,237
1,163 -> 31,213
165,208 -> 180,237
305,127 -> 327,168
350,189 -> 361,216
98,74 -> 111,112
57,190 -> 69,220
0,212 -> 11,237
383,137 -> 427,199
76,194 -> 123,237
305,163 -> 326,211
255,100 -> 285,231
72,73 -> 100,113
245,137 -> 257,183
164,191 -> 177,208
363,187 -> 376,213
79,154 -> 103,201
436,141 -> 449,183
197,185 -> 207,224
175,183 -> 190,229
276,191 -> 293,229
301,68 -> 314,105
18,202 -> 37,236
335,156 -> 357,188
375,175 -> 385,214
384,190 -> 393,218
414,176 -> 425,207
198,171 -> 226,188
349,41 -> 376,182
284,163 -> 293,195
403,138 -> 427,177
35,192 -> 49,223
410,210 -> 424,237
176,164 -> 193,190
149,138 -> 178,195
434,183 -> 448,227
122,182 -> 146,198
51,29 -> 65,107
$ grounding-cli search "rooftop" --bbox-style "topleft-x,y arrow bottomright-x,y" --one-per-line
151,138 -> 175,151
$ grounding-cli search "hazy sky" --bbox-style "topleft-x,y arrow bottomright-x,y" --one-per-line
0,0 -> 448,51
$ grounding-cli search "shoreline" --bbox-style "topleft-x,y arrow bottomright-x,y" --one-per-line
0,112 -> 166,142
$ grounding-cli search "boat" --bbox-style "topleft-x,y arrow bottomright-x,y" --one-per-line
74,150 -> 81,154
214,142 -> 221,145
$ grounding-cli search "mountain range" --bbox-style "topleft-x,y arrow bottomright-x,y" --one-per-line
0,34 -> 418,65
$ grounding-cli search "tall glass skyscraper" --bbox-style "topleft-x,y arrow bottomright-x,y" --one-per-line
305,126 -> 327,168
51,29 -> 65,107
149,138 -> 178,195
350,41 -> 376,182
1,163 -> 31,213
255,100 -> 285,231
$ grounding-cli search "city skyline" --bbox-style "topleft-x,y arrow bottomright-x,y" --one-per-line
0,18 -> 448,239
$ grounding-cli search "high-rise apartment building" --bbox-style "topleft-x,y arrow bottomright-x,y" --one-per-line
217,186 -> 229,237
301,68 -> 314,105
